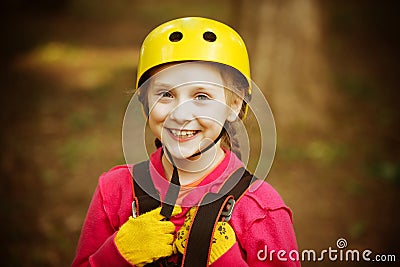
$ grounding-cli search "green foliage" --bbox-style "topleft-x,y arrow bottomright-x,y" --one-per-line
343,179 -> 365,196
348,220 -> 367,240
68,110 -> 95,131
57,136 -> 100,170
334,73 -> 376,100
280,140 -> 347,165
367,161 -> 400,185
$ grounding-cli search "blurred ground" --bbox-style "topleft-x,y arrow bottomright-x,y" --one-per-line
0,0 -> 399,266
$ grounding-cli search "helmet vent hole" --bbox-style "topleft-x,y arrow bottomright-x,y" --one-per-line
203,31 -> 217,42
169,31 -> 183,42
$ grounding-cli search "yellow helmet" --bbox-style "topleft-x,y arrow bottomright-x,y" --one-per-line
136,17 -> 251,100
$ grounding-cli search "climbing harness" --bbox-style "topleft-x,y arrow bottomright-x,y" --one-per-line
131,160 -> 257,267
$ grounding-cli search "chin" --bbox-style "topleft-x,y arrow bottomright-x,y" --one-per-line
166,146 -> 197,160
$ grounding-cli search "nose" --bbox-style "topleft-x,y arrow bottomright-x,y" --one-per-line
169,99 -> 195,124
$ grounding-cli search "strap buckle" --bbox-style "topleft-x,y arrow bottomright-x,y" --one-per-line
132,200 -> 138,218
220,198 -> 235,222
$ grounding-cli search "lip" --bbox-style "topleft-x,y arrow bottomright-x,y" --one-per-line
165,128 -> 200,142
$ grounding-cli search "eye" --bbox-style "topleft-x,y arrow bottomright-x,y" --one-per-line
158,91 -> 173,98
195,94 -> 210,101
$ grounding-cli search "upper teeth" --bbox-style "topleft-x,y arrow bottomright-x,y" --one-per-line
170,129 -> 197,137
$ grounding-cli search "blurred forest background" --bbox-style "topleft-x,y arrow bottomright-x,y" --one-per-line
0,0 -> 399,266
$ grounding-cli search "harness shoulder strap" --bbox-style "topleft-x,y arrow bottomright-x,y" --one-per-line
132,160 -> 160,216
183,167 -> 257,267
219,167 -> 255,199
132,163 -> 257,267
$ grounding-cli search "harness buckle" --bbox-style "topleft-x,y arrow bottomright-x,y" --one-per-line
220,198 -> 235,222
132,200 -> 138,218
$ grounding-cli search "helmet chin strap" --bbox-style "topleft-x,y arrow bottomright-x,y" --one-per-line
189,126 -> 225,158
159,123 -> 226,218
159,147 -> 180,219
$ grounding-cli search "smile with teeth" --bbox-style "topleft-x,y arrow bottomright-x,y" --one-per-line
168,129 -> 199,138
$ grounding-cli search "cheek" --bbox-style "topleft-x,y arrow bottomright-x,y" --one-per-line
148,104 -> 170,130
199,116 -> 225,133
198,100 -> 231,121
149,108 -> 164,123
149,106 -> 166,130
207,104 -> 231,125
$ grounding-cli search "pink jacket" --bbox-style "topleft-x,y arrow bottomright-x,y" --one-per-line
72,149 -> 300,266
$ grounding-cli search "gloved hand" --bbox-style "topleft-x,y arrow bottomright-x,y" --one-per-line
175,207 -> 236,265
115,206 -> 182,267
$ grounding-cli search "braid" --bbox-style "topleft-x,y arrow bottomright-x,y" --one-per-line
221,122 -> 242,160
217,63 -> 248,160
154,138 -> 163,149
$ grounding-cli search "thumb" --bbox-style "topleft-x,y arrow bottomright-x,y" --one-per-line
170,205 -> 182,217
142,206 -> 182,221
140,207 -> 165,221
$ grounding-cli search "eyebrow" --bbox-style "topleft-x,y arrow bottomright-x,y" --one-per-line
150,82 -> 175,94
152,82 -> 173,88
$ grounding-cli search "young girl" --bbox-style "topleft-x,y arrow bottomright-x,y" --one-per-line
72,17 -> 300,267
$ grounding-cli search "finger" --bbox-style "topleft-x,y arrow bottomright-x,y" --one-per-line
153,205 -> 182,221
154,243 -> 174,259
141,206 -> 183,221
157,220 -> 176,234
162,233 -> 175,245
141,207 -> 166,221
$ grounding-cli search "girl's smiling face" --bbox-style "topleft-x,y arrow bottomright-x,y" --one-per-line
146,62 -> 236,160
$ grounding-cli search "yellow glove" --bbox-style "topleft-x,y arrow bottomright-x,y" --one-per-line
115,206 -> 182,267
175,207 -> 236,265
